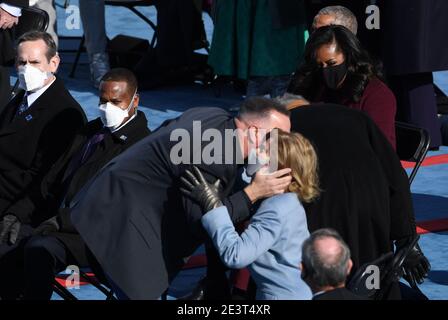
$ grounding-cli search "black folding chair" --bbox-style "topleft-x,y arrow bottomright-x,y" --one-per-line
53,269 -> 116,300
347,235 -> 420,300
69,0 -> 157,78
10,7 -> 50,96
395,121 -> 431,185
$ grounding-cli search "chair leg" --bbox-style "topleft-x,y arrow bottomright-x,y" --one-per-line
53,280 -> 78,301
127,6 -> 157,48
79,270 -> 116,299
69,36 -> 86,78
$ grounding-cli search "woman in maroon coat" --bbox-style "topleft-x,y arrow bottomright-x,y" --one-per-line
289,25 -> 396,149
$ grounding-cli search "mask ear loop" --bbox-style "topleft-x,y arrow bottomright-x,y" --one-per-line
127,89 -> 138,113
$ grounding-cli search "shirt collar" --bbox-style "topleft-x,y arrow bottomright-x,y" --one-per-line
109,111 -> 138,134
26,76 -> 56,107
313,291 -> 327,298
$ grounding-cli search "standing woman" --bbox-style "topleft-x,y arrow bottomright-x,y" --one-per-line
180,131 -> 320,300
208,0 -> 307,98
289,25 -> 397,149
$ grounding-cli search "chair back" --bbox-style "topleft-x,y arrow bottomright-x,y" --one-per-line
14,7 -> 50,39
395,121 -> 431,184
347,235 -> 420,300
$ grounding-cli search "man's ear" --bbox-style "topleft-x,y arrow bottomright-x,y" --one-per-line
133,93 -> 140,109
49,53 -> 60,73
347,259 -> 353,275
247,126 -> 259,147
300,262 -> 308,280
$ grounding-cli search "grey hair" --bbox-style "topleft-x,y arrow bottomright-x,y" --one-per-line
274,93 -> 309,108
302,228 -> 351,288
313,6 -> 358,35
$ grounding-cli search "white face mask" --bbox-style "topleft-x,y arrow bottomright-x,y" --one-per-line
99,93 -> 136,131
18,64 -> 51,92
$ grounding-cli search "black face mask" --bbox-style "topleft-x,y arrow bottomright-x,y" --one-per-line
322,62 -> 347,90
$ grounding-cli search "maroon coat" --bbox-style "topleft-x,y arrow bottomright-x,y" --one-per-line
347,78 -> 397,149
315,77 -> 397,149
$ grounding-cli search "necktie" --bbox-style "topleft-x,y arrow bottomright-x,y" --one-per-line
16,94 -> 29,117
59,130 -> 107,207
80,131 -> 106,164
63,130 -> 107,182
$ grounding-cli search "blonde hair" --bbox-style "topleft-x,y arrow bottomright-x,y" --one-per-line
276,130 -> 320,203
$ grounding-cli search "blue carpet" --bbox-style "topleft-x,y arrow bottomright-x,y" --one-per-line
418,232 -> 448,300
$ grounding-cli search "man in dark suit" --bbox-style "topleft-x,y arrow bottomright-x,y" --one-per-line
69,97 -> 292,300
301,228 -> 365,300
0,68 -> 151,300
0,0 -> 28,109
0,31 -> 87,255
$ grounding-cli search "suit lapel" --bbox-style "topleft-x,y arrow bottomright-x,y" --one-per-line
0,79 -> 59,136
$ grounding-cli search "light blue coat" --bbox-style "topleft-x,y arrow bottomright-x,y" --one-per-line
202,192 -> 312,300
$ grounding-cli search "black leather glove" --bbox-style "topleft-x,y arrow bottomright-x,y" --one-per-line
396,238 -> 431,288
33,216 -> 60,236
180,166 -> 223,213
0,214 -> 21,245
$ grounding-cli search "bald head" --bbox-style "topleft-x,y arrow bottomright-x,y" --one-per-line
314,237 -> 345,267
301,229 -> 353,292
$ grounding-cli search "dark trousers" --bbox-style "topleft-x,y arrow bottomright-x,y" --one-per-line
0,235 -> 74,300
390,72 -> 443,148
204,241 -> 232,300
0,66 -> 11,112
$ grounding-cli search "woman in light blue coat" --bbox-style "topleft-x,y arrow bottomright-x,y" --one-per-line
181,131 -> 320,300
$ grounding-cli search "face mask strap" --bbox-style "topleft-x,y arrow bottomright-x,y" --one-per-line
127,89 -> 138,112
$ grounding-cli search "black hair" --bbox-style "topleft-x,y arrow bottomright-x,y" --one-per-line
17,31 -> 57,62
288,25 -> 382,103
100,68 -> 138,96
238,96 -> 290,119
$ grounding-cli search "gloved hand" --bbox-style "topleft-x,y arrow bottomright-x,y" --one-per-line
396,238 -> 431,288
180,166 -> 223,213
33,216 -> 60,236
0,214 -> 21,245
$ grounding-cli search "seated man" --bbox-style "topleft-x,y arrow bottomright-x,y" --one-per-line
0,68 -> 151,300
301,228 -> 364,300
0,31 -> 86,253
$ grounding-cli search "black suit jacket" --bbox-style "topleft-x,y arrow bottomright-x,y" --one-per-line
70,107 -> 252,299
0,77 -> 87,216
291,104 -> 416,272
313,288 -> 367,300
7,111 -> 150,264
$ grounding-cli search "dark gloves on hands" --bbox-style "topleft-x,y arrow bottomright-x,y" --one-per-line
33,216 -> 60,236
180,166 -> 223,213
396,238 -> 431,288
0,214 -> 21,245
